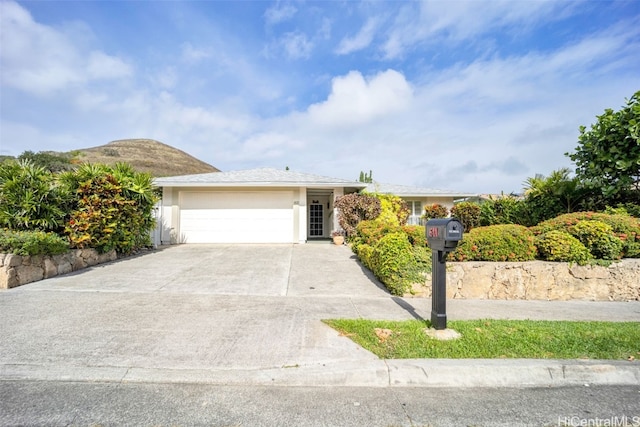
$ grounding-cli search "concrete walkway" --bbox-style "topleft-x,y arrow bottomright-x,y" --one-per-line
1,244 -> 638,388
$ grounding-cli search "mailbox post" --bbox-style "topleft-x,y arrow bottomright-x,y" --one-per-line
425,218 -> 464,330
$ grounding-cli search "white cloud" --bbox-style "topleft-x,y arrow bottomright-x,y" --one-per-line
264,2 -> 297,26
307,69 -> 413,126
87,51 -> 132,80
280,31 -> 313,59
180,42 -> 211,64
335,18 -> 378,55
382,0 -> 570,59
0,0 -> 132,96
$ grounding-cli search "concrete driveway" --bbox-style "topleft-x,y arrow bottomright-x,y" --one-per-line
22,243 -> 390,297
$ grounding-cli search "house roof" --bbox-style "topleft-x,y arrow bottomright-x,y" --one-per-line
154,167 -> 368,189
364,182 -> 477,198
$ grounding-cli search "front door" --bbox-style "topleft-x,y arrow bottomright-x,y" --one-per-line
309,203 -> 323,237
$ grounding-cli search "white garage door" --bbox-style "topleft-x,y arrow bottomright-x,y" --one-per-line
179,191 -> 294,243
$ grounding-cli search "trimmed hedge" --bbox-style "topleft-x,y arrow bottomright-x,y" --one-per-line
570,220 -> 623,260
0,229 -> 69,256
532,212 -> 639,258
352,220 -> 428,296
370,232 -> 417,296
451,224 -> 537,262
535,230 -> 592,265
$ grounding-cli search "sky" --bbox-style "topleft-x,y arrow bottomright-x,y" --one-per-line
1,0 -> 639,194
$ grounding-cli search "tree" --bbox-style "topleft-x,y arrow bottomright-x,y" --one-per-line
567,90 -> 640,207
358,170 -> 373,183
523,168 -> 586,225
18,150 -> 76,173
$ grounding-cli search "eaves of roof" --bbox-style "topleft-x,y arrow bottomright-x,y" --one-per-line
153,167 -> 368,189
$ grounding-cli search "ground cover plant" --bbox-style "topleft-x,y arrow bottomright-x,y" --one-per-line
325,318 -> 640,360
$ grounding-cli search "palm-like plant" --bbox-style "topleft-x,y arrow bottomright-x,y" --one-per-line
0,160 -> 69,231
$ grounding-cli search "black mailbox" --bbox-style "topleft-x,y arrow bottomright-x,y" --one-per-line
425,218 -> 464,252
425,218 -> 464,331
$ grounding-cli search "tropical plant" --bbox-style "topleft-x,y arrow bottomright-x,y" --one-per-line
62,163 -> 158,254
0,160 -> 70,231
523,168 -> 586,225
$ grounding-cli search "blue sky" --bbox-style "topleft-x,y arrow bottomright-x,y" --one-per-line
1,0 -> 639,193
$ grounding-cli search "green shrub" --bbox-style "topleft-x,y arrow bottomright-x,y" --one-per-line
401,225 -> 427,247
535,230 -> 592,265
451,202 -> 480,230
479,196 -> 530,226
354,219 -> 401,246
531,212 -> 639,258
423,203 -> 448,220
62,163 -> 158,254
370,232 -> 418,296
355,243 -> 375,270
373,193 -> 410,226
451,224 -> 537,262
569,220 -> 623,260
0,229 -> 69,256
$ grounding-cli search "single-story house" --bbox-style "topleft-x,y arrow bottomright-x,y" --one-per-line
153,168 -> 476,244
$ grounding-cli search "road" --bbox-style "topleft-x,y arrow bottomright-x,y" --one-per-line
2,381 -> 639,427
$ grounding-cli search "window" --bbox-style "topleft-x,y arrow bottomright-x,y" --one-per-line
407,201 -> 423,225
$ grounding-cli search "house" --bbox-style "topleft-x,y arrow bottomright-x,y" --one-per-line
154,168 -> 366,244
364,183 -> 477,225
153,168 -> 476,244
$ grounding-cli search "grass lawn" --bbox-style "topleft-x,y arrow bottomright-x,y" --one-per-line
323,319 -> 640,360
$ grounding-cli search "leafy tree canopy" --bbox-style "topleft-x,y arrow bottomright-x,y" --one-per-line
567,90 -> 640,206
17,150 -> 77,173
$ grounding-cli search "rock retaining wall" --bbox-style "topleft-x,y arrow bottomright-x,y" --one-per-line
0,249 -> 117,289
413,259 -> 640,301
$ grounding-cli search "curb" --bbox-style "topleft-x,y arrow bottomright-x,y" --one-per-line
2,359 -> 639,388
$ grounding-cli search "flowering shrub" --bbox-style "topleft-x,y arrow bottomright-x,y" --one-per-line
423,203 -> 448,220
531,212 -> 639,258
569,220 -> 623,260
535,230 -> 592,265
451,224 -> 537,262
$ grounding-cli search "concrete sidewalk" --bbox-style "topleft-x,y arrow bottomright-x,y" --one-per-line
1,244 -> 638,389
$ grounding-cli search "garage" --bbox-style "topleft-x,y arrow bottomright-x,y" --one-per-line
154,168 -> 367,245
178,191 -> 294,243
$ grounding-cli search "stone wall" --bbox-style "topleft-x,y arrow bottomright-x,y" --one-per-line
413,259 -> 640,301
0,249 -> 117,289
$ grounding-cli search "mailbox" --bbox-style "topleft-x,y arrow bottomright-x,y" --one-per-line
425,218 -> 465,331
425,218 -> 464,252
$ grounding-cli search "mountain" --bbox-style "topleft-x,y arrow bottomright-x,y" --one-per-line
75,139 -> 220,177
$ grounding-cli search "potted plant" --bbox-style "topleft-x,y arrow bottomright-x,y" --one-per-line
331,230 -> 345,245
